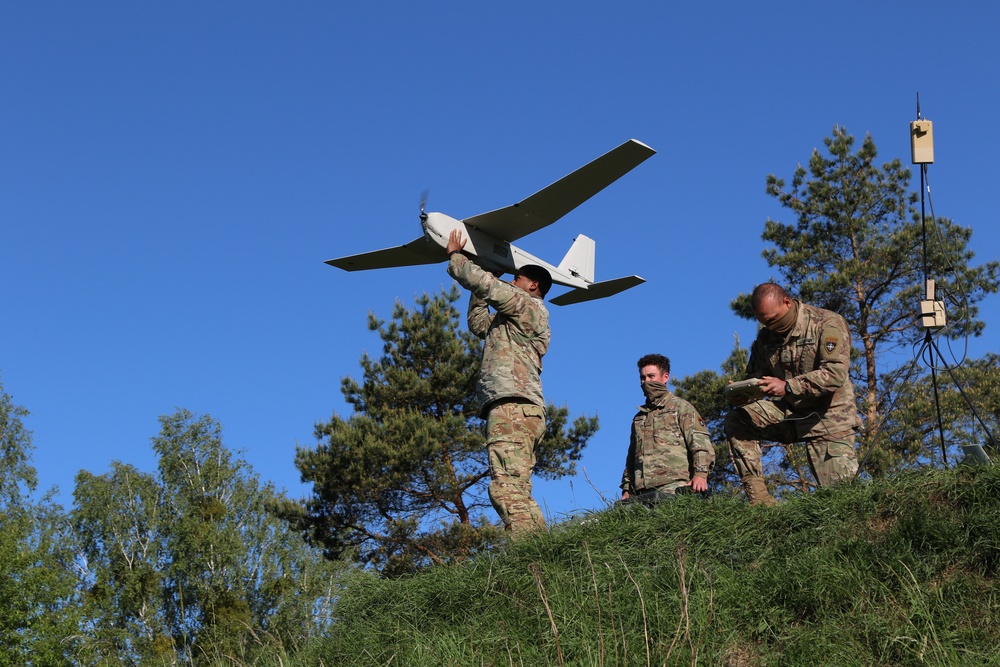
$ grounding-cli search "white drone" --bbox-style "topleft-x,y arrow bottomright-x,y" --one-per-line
326,139 -> 655,306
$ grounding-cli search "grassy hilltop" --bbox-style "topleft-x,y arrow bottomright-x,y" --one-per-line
312,464 -> 1000,666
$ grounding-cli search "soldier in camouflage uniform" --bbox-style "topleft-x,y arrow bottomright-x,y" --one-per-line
446,229 -> 551,534
621,354 -> 715,505
725,283 -> 862,506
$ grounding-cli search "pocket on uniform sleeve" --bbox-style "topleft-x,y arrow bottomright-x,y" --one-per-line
521,403 -> 545,420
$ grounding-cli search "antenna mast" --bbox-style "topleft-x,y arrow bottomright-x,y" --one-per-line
909,96 -> 994,465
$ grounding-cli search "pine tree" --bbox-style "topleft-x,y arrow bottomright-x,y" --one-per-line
284,287 -> 598,577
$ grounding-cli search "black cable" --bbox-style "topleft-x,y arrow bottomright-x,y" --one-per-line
912,111 -> 997,461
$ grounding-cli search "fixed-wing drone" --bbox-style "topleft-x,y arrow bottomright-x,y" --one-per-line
326,139 -> 655,306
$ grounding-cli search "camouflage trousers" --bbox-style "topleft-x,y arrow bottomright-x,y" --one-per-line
485,399 -> 546,534
725,399 -> 858,489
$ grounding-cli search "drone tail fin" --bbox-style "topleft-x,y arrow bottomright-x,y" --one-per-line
557,234 -> 596,284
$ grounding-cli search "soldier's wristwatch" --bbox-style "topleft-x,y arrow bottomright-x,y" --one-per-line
785,381 -> 792,395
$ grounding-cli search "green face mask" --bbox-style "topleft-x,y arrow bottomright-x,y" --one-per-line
641,381 -> 669,402
767,300 -> 798,335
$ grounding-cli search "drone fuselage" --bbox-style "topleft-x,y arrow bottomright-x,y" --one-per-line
422,212 -> 588,288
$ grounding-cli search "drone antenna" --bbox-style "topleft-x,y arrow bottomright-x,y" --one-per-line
907,95 -> 995,466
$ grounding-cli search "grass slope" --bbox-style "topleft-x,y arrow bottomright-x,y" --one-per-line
315,464 -> 1000,666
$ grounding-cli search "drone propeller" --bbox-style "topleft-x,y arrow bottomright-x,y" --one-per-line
419,190 -> 429,222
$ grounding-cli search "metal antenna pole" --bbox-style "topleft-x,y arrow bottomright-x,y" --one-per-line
914,92 -> 947,464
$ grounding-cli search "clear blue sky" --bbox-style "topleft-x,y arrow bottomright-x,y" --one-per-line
3,2 -> 998,521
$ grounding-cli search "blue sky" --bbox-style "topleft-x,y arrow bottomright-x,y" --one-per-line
3,2 -> 998,522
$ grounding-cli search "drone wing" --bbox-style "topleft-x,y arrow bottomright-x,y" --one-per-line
325,236 -> 444,271
463,139 -> 655,242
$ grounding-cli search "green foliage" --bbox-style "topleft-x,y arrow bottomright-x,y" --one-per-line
71,409 -> 342,665
314,464 -> 1000,666
73,463 -> 166,661
286,287 -> 598,577
731,126 -> 1000,479
0,378 -> 80,667
537,403 -> 599,479
874,352 -> 1000,472
0,383 -> 37,505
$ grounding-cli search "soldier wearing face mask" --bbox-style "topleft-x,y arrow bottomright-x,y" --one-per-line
725,283 -> 861,506
620,354 -> 715,505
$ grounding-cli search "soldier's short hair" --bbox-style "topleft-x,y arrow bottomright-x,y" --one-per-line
637,354 -> 670,374
517,264 -> 552,297
751,283 -> 790,310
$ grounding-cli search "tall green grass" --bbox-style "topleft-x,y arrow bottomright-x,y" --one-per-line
309,463 -> 1000,666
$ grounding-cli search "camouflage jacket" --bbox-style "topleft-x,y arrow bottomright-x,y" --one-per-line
621,392 -> 715,494
746,300 -> 862,439
448,254 -> 550,416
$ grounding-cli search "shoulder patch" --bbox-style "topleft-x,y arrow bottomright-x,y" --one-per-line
824,336 -> 838,353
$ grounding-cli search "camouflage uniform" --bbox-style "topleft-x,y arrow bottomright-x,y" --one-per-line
448,254 -> 550,533
621,390 -> 715,501
726,300 -> 861,489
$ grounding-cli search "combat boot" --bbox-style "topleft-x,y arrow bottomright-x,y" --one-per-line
741,476 -> 777,507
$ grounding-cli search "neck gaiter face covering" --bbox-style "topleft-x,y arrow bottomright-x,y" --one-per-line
641,381 -> 669,402
768,300 -> 798,335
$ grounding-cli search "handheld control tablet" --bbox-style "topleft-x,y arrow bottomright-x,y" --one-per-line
723,378 -> 765,402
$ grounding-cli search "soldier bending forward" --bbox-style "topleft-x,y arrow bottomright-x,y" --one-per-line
726,283 -> 861,505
